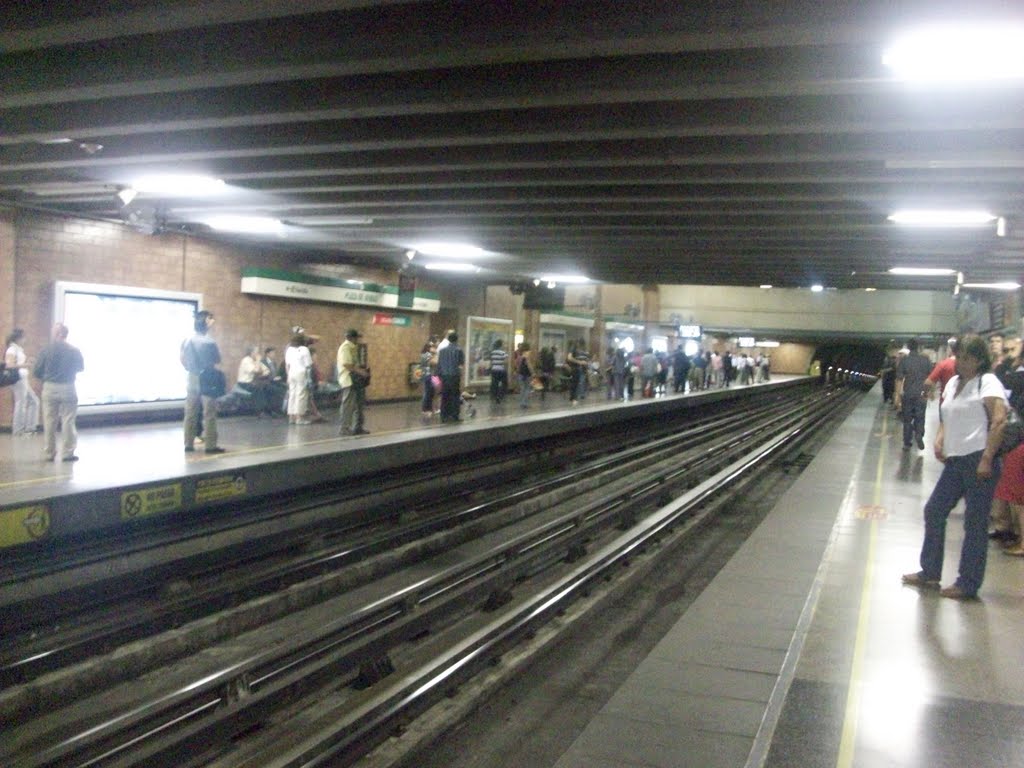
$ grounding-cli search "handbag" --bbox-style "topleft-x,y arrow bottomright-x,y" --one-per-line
199,368 -> 226,398
998,407 -> 1024,456
350,368 -> 371,390
0,363 -> 20,388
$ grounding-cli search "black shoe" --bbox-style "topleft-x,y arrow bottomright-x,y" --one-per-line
205,447 -> 227,454
916,437 -> 925,450
989,529 -> 1017,543
184,446 -> 195,452
61,455 -> 79,462
903,444 -> 911,451
354,428 -> 370,435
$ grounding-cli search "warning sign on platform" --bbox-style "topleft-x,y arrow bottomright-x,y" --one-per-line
121,483 -> 182,520
0,504 -> 51,547
195,474 -> 247,504
855,505 -> 888,521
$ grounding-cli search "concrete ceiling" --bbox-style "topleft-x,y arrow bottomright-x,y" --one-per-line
2,1 -> 1023,291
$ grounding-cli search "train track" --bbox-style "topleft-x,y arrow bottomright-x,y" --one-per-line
0,382 -> 863,768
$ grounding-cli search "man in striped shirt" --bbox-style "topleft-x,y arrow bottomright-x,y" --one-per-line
489,339 -> 509,403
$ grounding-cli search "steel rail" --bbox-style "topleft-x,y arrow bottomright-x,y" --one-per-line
2,386 -> 855,768
0,387 -> 803,688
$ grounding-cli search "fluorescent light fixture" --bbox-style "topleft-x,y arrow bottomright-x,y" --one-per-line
997,217 -> 1007,237
756,340 -> 781,348
883,24 -> 1024,82
888,267 -> 957,276
41,137 -> 74,144
887,210 -> 996,226
283,216 -> 374,226
864,287 -> 877,292
759,284 -> 772,289
810,284 -> 824,292
204,215 -> 283,234
116,188 -> 138,206
539,274 -> 590,284
130,174 -> 226,196
414,242 -> 485,259
423,261 -> 479,272
962,282 -> 1020,290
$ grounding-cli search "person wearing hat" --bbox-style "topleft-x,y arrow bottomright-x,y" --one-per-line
337,328 -> 370,435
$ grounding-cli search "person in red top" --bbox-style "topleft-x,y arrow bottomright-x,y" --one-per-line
925,337 -> 958,404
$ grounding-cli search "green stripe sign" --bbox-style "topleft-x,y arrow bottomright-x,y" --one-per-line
240,267 -> 440,313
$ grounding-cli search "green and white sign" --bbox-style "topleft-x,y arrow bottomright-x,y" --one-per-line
241,268 -> 440,313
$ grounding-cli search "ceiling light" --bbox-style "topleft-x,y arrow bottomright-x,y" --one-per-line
961,282 -> 1020,290
423,262 -> 479,272
883,24 -> 1024,82
865,287 -> 877,292
888,267 -> 957,276
414,242 -> 485,259
759,284 -> 772,289
204,215 -> 283,234
405,250 -> 416,261
756,340 -> 781,348
539,274 -> 590,284
116,188 -> 137,206
283,216 -> 374,226
997,217 -> 1007,237
130,174 -> 226,196
887,210 -> 996,226
810,284 -> 824,292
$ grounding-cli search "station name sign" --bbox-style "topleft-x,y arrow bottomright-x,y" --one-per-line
240,268 -> 440,313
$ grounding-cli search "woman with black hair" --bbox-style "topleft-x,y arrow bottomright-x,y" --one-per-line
903,334 -> 1007,599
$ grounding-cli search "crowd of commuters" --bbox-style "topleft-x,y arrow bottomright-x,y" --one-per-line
6,320 -> 779,461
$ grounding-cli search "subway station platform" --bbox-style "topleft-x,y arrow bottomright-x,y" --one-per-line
0,376 -> 806,549
552,385 -> 1024,768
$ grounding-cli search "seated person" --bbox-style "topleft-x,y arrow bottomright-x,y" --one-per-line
236,345 -> 275,415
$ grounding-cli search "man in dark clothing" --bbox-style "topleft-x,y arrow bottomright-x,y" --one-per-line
672,346 -> 690,393
897,337 -> 933,450
437,331 -> 464,422
34,323 -> 85,462
180,310 -> 226,454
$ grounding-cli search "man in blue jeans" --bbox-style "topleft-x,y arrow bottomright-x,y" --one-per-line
897,337 -> 933,450
437,331 -> 464,423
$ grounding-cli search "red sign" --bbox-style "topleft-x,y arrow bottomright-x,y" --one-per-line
373,313 -> 411,327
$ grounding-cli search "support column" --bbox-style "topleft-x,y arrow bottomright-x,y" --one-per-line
641,284 -> 660,348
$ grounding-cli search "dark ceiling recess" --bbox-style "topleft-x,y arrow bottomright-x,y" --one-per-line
1,1 -> 1021,290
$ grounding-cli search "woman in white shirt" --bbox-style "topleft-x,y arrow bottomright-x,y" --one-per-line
5,328 -> 40,435
903,334 -> 1007,599
284,332 -> 312,425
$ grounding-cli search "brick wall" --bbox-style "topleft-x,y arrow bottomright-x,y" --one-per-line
0,210 -> 460,427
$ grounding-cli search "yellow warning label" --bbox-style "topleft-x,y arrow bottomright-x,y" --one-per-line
195,474 -> 247,504
855,504 -> 888,521
120,483 -> 182,520
0,504 -> 51,547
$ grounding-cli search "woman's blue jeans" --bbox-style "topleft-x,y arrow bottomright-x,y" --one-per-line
919,451 -> 996,595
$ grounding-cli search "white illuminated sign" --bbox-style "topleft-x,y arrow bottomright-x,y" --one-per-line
678,324 -> 701,338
